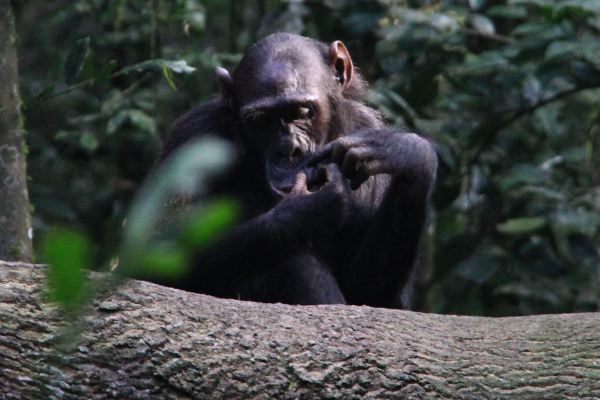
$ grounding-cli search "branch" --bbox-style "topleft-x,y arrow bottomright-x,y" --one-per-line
1,262 -> 600,399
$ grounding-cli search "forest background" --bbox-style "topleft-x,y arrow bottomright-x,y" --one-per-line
12,0 -> 600,316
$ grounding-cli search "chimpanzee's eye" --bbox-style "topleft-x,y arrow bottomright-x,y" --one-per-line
245,113 -> 271,130
295,105 -> 314,120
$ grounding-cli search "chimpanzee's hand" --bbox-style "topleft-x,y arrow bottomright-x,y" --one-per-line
309,130 -> 437,190
274,164 -> 351,231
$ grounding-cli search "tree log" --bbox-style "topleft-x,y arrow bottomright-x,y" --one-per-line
1,262 -> 599,399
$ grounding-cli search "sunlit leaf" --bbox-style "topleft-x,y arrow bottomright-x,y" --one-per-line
470,14 -> 495,34
116,59 -> 196,76
162,60 -> 196,74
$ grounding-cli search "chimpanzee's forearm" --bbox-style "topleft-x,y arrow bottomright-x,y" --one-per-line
340,134 -> 437,308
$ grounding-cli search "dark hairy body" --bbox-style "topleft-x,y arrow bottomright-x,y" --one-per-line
154,33 -> 437,309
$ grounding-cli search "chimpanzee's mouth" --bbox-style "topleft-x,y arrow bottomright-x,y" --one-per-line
265,156 -> 308,197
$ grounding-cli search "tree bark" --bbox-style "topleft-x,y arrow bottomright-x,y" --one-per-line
0,2 -> 33,261
1,262 -> 599,399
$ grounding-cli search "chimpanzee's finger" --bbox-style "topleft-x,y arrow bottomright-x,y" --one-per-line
307,143 -> 334,166
308,137 -> 362,166
291,171 -> 308,194
323,163 -> 343,183
331,137 -> 362,165
350,160 -> 386,190
341,147 -> 374,178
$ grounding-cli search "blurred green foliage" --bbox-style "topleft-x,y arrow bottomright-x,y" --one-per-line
19,0 -> 600,316
42,228 -> 90,312
118,136 -> 238,279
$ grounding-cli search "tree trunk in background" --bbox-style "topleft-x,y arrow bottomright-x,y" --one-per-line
0,2 -> 33,262
1,262 -> 600,399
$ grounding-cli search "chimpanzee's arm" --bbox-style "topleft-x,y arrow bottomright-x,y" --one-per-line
178,179 -> 347,297
311,129 -> 437,308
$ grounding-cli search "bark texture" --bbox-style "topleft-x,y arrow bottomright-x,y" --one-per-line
0,2 -> 33,261
1,262 -> 600,399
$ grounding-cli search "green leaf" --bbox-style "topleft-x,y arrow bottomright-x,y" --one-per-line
121,136 -> 234,254
495,280 -> 566,305
162,60 -> 197,74
113,59 -> 195,90
129,110 -> 157,134
79,131 -> 99,151
107,109 -> 157,135
552,210 -> 600,236
469,0 -> 487,11
510,21 -> 553,37
487,5 -> 528,18
184,0 -> 206,31
135,244 -> 188,277
546,38 -> 600,69
452,52 -> 509,76
521,75 -> 542,105
55,130 -> 76,141
508,0 -> 555,9
43,228 -> 90,311
64,37 -> 90,85
499,164 -> 547,192
117,137 -> 235,278
116,59 -> 196,77
553,0 -> 600,15
162,65 -> 177,90
181,198 -> 240,248
497,217 -> 546,234
470,14 -> 495,34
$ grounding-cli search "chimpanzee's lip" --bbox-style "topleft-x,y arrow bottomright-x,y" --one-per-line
265,157 -> 306,198
269,183 -> 292,197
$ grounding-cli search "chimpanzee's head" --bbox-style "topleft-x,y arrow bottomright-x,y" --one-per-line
216,33 -> 358,195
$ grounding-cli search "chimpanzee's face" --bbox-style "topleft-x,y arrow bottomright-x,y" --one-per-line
236,59 -> 331,195
216,34 -> 353,195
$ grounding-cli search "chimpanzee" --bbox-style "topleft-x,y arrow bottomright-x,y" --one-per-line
154,33 -> 437,309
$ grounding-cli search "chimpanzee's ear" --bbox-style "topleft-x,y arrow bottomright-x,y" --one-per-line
329,41 -> 353,87
216,67 -> 234,103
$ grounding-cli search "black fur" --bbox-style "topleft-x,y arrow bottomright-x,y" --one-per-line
151,33 -> 437,308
